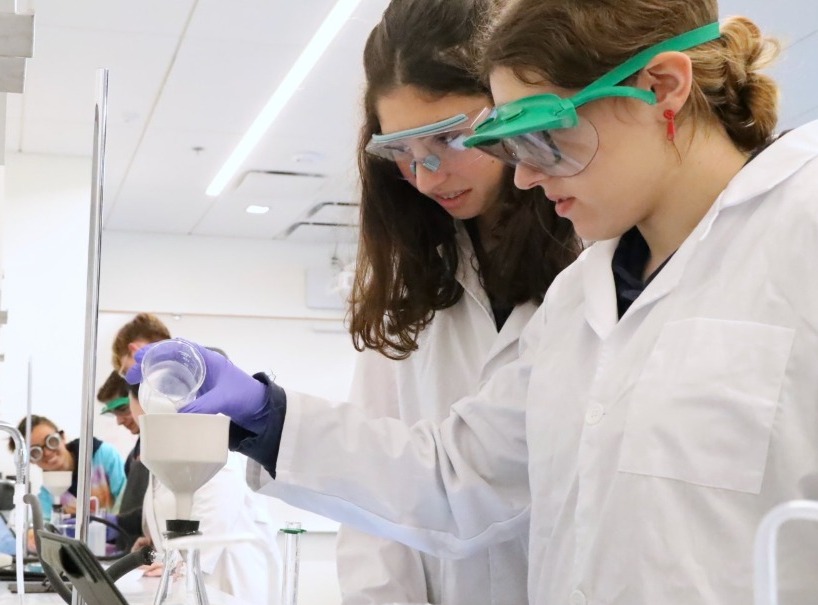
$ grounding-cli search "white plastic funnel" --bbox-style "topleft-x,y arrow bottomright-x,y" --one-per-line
41,470 -> 72,500
139,414 -> 229,520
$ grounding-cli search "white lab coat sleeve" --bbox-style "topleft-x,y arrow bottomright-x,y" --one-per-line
346,346 -> 400,418
336,348 -> 432,604
247,305 -> 542,558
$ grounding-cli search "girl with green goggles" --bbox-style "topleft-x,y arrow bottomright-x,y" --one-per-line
465,23 -> 721,177
451,0 -> 816,603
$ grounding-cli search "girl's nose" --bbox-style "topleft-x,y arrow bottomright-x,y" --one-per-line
414,162 -> 447,196
513,163 -> 548,190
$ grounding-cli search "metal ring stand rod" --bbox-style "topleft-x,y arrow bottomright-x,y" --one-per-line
72,67 -> 109,605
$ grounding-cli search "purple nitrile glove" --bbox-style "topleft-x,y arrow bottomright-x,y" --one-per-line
125,339 -> 269,434
105,513 -> 119,543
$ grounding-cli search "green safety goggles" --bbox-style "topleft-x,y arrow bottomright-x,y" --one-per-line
464,23 -> 721,177
366,107 -> 489,177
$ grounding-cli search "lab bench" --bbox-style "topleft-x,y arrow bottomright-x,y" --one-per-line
0,568 -> 244,604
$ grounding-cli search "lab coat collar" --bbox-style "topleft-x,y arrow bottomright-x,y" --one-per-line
581,239 -> 621,339
581,216 -> 711,340
485,299 -> 539,369
581,120 -> 818,339
451,221 -> 536,364
715,120 -> 818,214
452,221 -> 495,321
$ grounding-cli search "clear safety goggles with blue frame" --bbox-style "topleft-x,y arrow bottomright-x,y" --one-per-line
365,107 -> 490,177
463,23 -> 722,177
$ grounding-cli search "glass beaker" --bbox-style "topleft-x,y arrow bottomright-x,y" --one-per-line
140,339 -> 206,414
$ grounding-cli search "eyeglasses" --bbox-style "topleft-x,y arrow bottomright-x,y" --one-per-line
470,114 -> 600,177
366,107 -> 490,178
30,431 -> 62,462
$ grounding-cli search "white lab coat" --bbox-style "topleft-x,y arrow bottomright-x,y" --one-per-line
145,452 -> 280,604
249,120 -> 818,605
336,223 -> 534,605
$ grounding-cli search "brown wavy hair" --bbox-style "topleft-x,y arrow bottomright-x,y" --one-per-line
350,0 -> 580,359
111,312 -> 171,369
482,0 -> 780,153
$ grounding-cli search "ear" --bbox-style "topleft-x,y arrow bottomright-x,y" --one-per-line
637,51 -> 693,118
130,399 -> 145,418
127,341 -> 142,354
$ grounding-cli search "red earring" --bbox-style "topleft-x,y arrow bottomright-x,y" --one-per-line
664,109 -> 676,142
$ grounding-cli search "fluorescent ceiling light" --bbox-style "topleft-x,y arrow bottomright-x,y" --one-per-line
206,0 -> 364,197
246,205 -> 270,215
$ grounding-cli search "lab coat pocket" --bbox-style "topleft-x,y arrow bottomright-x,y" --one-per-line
618,318 -> 794,494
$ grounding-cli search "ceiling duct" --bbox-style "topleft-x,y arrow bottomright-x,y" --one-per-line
281,201 -> 359,242
233,169 -> 327,199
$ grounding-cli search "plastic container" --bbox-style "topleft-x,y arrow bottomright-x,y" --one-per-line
87,520 -> 106,557
139,339 -> 206,414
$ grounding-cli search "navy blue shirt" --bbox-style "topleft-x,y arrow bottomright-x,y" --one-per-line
611,228 -> 671,318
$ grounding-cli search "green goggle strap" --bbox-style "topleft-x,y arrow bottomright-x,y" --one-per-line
470,22 -> 722,141
108,396 -> 130,409
467,23 -> 723,149
571,22 -> 722,108
370,113 -> 469,144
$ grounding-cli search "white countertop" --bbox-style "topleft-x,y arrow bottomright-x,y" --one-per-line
0,569 -> 244,604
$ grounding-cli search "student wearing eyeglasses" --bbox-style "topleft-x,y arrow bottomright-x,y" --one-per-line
9,415 -> 125,522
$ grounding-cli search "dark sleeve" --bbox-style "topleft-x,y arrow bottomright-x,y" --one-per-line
115,508 -> 143,551
228,372 -> 287,479
115,461 -> 150,551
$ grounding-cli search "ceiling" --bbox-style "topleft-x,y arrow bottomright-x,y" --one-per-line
4,0 -> 818,244
4,0 -> 391,245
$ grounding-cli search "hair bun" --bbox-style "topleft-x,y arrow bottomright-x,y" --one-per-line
711,16 -> 781,151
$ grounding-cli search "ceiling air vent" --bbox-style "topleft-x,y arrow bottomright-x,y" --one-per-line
232,169 -> 327,200
281,201 -> 359,243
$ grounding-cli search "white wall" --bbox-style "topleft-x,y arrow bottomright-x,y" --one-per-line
0,153 -> 358,458
0,152 -> 358,604
0,153 -> 94,459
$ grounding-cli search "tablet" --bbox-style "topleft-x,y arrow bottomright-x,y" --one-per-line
36,531 -> 128,605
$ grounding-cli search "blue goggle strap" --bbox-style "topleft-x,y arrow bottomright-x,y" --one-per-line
370,113 -> 469,144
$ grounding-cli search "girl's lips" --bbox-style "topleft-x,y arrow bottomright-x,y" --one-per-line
434,189 -> 471,207
554,197 -> 576,218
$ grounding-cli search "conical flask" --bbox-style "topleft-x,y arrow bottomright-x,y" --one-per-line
154,520 -> 209,605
